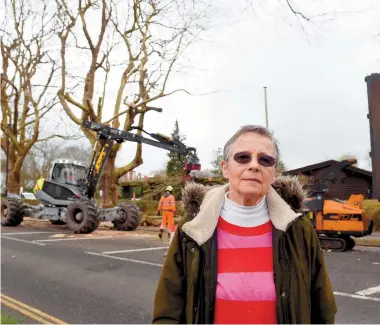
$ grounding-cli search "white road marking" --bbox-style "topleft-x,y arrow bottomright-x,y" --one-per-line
373,262 -> 380,265
334,292 -> 380,302
85,251 -> 163,267
1,231 -> 56,235
34,236 -> 115,242
355,285 -> 380,296
102,246 -> 169,255
1,236 -> 46,246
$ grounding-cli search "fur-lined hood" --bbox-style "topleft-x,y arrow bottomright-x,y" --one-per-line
180,175 -> 308,246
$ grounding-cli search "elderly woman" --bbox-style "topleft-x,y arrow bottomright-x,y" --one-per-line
152,125 -> 337,324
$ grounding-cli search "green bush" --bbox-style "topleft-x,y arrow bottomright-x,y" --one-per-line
1,311 -> 24,324
363,200 -> 380,231
371,208 -> 380,231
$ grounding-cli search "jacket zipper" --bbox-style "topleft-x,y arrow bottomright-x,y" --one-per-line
198,247 -> 205,323
181,235 -> 188,277
282,237 -> 291,324
191,244 -> 205,323
209,232 -> 217,324
279,215 -> 302,324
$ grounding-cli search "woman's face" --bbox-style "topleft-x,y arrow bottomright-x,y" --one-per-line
221,132 -> 277,205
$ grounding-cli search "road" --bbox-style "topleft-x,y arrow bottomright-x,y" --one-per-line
1,225 -> 380,324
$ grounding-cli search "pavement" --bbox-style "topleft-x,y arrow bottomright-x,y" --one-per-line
1,223 -> 380,324
355,231 -> 380,246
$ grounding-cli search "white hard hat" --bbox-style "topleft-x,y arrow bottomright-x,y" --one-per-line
166,186 -> 173,192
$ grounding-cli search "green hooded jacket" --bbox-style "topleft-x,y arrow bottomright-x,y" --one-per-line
152,176 -> 337,324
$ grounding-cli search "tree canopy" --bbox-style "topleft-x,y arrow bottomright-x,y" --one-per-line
166,120 -> 186,176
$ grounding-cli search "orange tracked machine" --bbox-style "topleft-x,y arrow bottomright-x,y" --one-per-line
301,159 -> 373,251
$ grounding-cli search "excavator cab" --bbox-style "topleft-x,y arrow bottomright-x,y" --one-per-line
50,159 -> 87,186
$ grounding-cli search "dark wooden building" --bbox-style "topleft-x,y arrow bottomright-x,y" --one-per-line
283,160 -> 373,200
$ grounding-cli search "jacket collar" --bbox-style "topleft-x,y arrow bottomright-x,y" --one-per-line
181,176 -> 306,246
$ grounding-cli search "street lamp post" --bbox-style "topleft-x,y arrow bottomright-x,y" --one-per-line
263,86 -> 269,129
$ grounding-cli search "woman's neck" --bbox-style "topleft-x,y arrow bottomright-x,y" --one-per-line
227,190 -> 264,206
221,191 -> 269,227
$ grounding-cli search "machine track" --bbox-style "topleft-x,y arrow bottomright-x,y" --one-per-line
318,236 -> 347,252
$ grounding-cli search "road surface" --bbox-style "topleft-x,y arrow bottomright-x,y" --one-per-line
1,225 -> 380,324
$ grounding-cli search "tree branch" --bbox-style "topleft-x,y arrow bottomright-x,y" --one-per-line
104,104 -> 162,125
114,111 -> 145,179
64,93 -> 87,111
284,0 -> 311,21
79,0 -> 95,51
35,134 -> 83,143
58,90 -> 82,125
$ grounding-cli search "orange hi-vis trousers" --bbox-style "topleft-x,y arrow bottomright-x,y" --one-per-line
158,194 -> 176,233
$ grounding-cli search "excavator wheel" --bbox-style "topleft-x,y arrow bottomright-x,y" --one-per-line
318,236 -> 347,252
112,203 -> 140,231
1,198 -> 25,227
66,199 -> 100,234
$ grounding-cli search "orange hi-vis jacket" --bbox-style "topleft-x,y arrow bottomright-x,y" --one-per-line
158,194 -> 176,233
158,194 -> 176,213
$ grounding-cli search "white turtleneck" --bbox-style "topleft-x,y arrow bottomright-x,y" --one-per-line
220,192 -> 270,227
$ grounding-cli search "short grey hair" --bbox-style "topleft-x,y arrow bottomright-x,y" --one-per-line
223,125 -> 280,166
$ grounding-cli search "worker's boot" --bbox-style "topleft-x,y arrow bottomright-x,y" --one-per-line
158,228 -> 163,239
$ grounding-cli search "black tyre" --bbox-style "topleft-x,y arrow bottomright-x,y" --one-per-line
112,203 -> 140,231
49,220 -> 67,225
66,199 -> 100,234
1,198 -> 25,227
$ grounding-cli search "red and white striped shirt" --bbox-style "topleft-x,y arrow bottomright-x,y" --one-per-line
214,216 -> 277,324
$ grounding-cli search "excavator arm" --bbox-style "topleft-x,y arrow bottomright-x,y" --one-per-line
82,120 -> 199,199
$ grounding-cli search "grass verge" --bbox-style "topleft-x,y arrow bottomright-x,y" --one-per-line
1,311 -> 24,324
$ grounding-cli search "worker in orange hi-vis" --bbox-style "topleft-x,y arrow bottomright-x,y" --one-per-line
157,186 -> 176,244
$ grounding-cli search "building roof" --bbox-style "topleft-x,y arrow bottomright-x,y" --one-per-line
283,160 -> 372,178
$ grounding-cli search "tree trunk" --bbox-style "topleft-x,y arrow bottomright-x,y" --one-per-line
7,151 -> 24,195
99,148 -> 143,207
101,155 -> 118,208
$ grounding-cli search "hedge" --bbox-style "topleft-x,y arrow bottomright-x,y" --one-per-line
363,200 -> 380,231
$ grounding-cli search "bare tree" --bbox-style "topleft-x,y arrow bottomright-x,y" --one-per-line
55,0 -> 208,207
0,0 -> 75,194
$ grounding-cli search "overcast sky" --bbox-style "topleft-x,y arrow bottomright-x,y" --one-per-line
113,0 -> 379,176
3,0 -> 379,177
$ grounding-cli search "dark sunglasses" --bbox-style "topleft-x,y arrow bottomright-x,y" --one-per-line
233,151 -> 276,167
